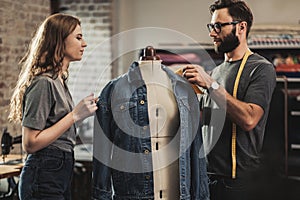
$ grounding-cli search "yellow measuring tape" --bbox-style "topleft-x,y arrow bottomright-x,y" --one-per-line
231,49 -> 252,179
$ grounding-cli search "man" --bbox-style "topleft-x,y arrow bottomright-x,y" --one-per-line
184,0 -> 276,200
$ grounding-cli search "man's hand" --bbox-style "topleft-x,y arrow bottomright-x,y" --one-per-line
183,65 -> 213,89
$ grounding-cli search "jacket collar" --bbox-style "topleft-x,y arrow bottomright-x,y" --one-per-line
127,61 -> 187,85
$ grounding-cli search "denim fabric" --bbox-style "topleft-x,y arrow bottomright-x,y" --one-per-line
18,147 -> 74,200
93,62 -> 209,200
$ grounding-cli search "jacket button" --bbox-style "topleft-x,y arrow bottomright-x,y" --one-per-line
145,175 -> 150,180
143,126 -> 148,130
140,100 -> 145,105
120,105 -> 125,110
144,149 -> 150,154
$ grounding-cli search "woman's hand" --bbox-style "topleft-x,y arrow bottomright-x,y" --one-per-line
72,93 -> 98,123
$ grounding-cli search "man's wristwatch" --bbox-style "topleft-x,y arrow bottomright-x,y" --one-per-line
208,81 -> 219,93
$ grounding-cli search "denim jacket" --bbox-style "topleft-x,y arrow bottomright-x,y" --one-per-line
93,62 -> 209,200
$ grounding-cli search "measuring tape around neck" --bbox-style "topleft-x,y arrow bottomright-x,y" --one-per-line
231,49 -> 252,179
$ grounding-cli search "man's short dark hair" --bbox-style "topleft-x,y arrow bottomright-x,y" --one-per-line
209,0 -> 253,37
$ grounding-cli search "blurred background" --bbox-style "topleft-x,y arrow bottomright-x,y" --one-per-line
0,0 -> 299,199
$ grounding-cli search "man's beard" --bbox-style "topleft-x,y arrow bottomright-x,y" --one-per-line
214,28 -> 240,54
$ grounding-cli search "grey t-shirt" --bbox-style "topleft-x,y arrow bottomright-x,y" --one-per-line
22,74 -> 76,152
202,53 -> 276,178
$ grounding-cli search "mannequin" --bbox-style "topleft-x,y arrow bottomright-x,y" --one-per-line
92,45 -> 209,200
138,46 -> 180,200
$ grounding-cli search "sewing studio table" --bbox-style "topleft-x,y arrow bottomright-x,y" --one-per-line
0,154 -> 23,179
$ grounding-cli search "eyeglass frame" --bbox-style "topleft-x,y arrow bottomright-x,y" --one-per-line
207,21 -> 240,33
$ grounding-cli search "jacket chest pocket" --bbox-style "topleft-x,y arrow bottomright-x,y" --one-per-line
112,100 -> 138,134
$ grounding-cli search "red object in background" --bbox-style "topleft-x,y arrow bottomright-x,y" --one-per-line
275,64 -> 300,77
276,64 -> 300,72
158,53 -> 201,65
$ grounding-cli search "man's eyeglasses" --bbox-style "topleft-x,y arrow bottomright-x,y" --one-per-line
207,21 -> 240,33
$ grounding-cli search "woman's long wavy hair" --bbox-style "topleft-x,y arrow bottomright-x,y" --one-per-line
9,13 -> 81,123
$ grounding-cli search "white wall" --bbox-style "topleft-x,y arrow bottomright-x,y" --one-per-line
116,0 -> 300,43
248,0 -> 300,25
113,0 -> 300,73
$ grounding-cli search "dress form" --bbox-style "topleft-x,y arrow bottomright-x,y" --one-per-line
139,46 -> 180,200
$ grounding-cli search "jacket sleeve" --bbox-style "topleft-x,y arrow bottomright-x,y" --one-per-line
92,83 -> 114,200
191,120 -> 210,200
189,92 -> 210,200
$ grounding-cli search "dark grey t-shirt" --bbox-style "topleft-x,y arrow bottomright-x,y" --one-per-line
202,53 -> 276,178
22,74 -> 76,152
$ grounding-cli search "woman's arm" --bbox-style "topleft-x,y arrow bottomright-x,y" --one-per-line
23,94 -> 98,153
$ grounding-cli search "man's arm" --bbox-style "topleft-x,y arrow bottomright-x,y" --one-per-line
183,65 -> 263,131
213,86 -> 264,131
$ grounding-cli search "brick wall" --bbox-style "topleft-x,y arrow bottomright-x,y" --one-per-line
0,0 -> 113,150
59,0 -> 113,103
59,0 -> 113,141
0,0 -> 50,145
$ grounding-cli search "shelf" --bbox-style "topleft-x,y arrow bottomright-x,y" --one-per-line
291,144 -> 300,150
157,42 -> 300,51
249,45 -> 300,49
276,77 -> 300,82
158,24 -> 300,51
291,111 -> 300,116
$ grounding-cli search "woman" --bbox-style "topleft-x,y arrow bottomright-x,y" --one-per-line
9,13 -> 97,199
